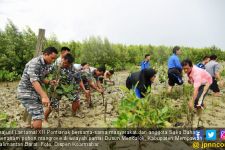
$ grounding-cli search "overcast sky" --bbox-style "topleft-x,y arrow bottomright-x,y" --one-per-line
0,0 -> 225,49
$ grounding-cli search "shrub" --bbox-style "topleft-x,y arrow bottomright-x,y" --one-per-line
0,70 -> 20,81
113,87 -> 177,128
0,112 -> 17,128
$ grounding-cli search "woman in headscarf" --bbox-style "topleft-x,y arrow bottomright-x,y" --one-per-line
126,68 -> 157,98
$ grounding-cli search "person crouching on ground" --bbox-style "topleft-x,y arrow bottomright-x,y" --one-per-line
80,64 -> 105,107
181,59 -> 212,121
99,69 -> 115,85
44,53 -> 85,122
126,68 -> 157,98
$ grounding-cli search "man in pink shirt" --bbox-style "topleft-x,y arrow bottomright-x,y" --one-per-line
181,59 -> 212,124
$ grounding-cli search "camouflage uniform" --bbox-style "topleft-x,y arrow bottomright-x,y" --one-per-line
49,64 -> 81,109
17,56 -> 51,120
80,67 -> 99,90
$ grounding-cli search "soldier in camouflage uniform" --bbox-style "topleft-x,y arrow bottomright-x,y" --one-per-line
17,47 -> 58,129
80,63 -> 105,107
44,53 -> 86,121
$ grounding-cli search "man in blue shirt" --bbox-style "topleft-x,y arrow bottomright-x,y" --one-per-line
140,54 -> 151,70
167,46 -> 183,93
196,56 -> 210,69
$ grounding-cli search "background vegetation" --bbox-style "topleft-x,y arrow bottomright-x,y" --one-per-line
0,112 -> 17,128
1,21 -> 225,81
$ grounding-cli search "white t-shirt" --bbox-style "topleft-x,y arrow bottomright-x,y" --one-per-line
54,57 -> 62,66
89,67 -> 96,72
74,64 -> 82,71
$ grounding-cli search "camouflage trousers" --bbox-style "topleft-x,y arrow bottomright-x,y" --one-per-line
50,92 -> 80,109
19,98 -> 44,120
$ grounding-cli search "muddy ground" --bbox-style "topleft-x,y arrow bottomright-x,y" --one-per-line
0,71 -> 127,128
0,69 -> 224,128
0,69 -> 225,150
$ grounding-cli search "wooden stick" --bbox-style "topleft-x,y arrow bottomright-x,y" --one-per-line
104,95 -> 107,123
102,93 -> 105,106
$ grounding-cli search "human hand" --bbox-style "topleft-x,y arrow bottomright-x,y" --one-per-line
98,88 -> 104,94
49,80 -> 58,86
42,97 -> 50,107
84,90 -> 90,95
188,79 -> 192,84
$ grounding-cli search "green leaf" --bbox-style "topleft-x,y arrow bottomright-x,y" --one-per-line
161,106 -> 168,114
56,89 -> 64,94
10,121 -> 17,128
66,94 -> 74,100
0,113 -> 7,121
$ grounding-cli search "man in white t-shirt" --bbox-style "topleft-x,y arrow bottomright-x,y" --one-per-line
80,63 -> 105,107
74,63 -> 82,71
55,47 -> 71,65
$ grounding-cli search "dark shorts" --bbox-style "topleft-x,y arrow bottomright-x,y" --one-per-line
126,76 -> 132,90
194,85 -> 209,109
210,77 -> 220,93
99,77 -> 104,84
20,98 -> 44,120
83,80 -> 90,90
168,68 -> 183,86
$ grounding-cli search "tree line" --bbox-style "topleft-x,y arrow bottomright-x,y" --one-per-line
1,21 -> 225,81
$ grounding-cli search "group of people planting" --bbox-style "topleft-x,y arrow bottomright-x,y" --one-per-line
126,46 -> 224,125
17,45 -> 223,129
17,46 -> 114,129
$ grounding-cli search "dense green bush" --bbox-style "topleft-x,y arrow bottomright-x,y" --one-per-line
0,21 -> 36,75
221,69 -> 225,77
81,36 -> 118,68
0,70 -> 20,81
0,21 -> 225,81
0,112 -> 17,128
113,87 -> 179,128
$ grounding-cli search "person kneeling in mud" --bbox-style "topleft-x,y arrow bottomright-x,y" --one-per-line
80,63 -> 105,107
44,54 -> 86,124
126,68 -> 157,98
181,59 -> 212,124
